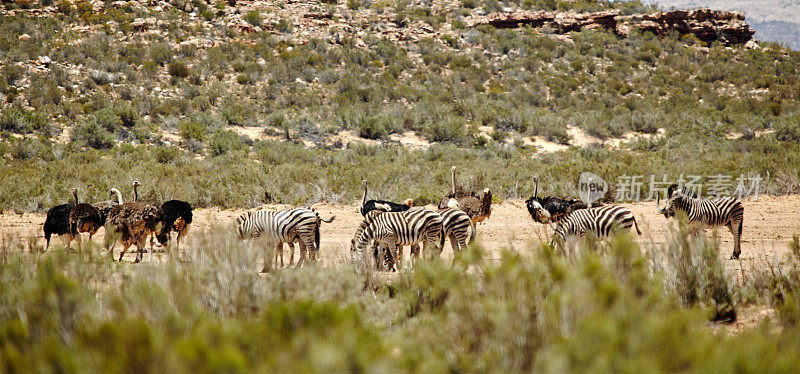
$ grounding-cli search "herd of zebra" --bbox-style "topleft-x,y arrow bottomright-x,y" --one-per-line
43,170 -> 746,271
233,176 -> 745,272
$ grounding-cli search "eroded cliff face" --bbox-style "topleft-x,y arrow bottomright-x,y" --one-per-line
468,8 -> 755,45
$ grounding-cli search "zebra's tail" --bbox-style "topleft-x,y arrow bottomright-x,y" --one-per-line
468,219 -> 477,245
315,223 -> 321,255
633,216 -> 642,235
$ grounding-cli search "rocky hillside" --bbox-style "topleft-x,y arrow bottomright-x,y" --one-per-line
0,0 -> 798,154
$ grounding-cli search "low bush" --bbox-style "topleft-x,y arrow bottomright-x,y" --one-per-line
178,120 -> 208,142
1,229 -> 800,371
244,10 -> 262,27
70,120 -> 115,149
207,129 -> 247,156
168,61 -> 190,78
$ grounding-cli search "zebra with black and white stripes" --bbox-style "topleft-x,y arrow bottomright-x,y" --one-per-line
551,205 -> 641,253
236,206 -> 334,271
350,208 -> 444,273
369,208 -> 475,270
438,208 -> 475,254
658,184 -> 744,259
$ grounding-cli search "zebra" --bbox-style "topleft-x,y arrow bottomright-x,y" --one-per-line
551,205 -> 641,253
657,184 -> 744,259
350,208 -> 444,273
379,208 -> 475,269
438,208 -> 475,254
236,207 -> 334,271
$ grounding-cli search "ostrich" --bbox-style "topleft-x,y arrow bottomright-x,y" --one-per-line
92,188 -> 124,226
68,188 -> 104,251
359,180 -> 413,216
105,181 -> 163,263
525,178 -> 601,225
128,180 -> 160,252
155,200 -> 193,251
437,166 -> 492,224
43,196 -> 75,251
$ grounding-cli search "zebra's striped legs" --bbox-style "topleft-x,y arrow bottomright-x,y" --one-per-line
293,240 -> 307,269
273,242 -> 284,268
289,241 -> 296,267
409,244 -> 421,267
729,217 -> 743,259
397,243 -> 404,270
383,234 -> 399,271
296,235 -> 316,268
262,241 -> 276,273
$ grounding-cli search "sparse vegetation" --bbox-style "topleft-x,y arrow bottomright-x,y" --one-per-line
1,228 -> 800,371
2,0 -> 800,369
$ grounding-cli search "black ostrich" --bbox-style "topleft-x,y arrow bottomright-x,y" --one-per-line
359,180 -> 412,216
43,199 -> 75,251
68,188 -> 104,251
525,178 -> 602,224
155,200 -> 193,250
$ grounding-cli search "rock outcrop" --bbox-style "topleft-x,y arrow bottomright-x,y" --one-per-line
468,8 -> 755,45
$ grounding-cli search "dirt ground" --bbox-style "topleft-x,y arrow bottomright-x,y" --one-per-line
2,195 -> 798,270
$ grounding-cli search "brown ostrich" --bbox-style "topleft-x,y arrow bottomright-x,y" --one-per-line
105,181 -> 163,263
68,188 -> 104,251
437,166 -> 492,224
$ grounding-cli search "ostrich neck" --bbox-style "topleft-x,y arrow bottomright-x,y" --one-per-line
451,168 -> 456,196
361,183 -> 367,206
73,190 -> 78,205
133,185 -> 139,202
113,189 -> 123,204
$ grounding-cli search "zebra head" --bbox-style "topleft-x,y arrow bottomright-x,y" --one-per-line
235,212 -> 256,239
657,185 -> 681,218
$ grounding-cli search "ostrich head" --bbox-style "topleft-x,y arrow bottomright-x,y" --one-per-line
109,188 -> 123,204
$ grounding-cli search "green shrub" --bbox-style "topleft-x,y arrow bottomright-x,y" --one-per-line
357,116 -> 390,140
152,145 -> 181,164
56,0 -> 74,14
207,129 -> 246,156
1,65 -> 24,85
168,61 -> 190,78
0,108 -> 50,134
425,118 -> 465,143
2,228 -> 800,372
276,18 -> 293,33
178,120 -> 208,142
71,120 -> 116,149
244,10 -> 263,26
149,42 -> 173,66
776,113 -> 800,143
236,74 -> 250,85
